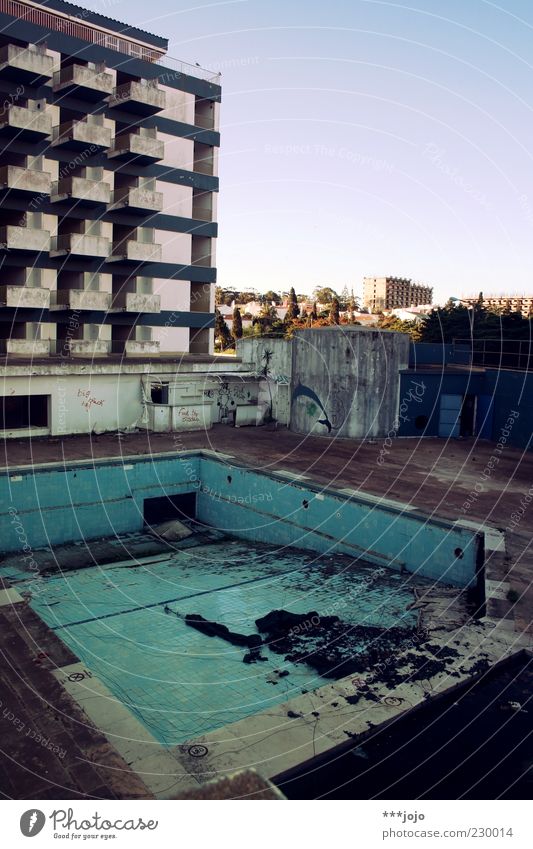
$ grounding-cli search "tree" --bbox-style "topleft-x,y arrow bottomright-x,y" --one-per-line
285,286 -> 299,321
329,297 -> 340,325
340,285 -> 350,310
312,286 -> 338,305
263,290 -> 281,305
214,308 -> 233,350
232,306 -> 243,340
310,302 -> 318,321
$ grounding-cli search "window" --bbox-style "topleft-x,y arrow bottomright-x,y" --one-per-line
151,382 -> 169,404
1,395 -> 49,430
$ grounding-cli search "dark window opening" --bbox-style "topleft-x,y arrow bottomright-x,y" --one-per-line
460,394 -> 476,438
151,383 -> 169,404
0,395 -> 49,430
143,492 -> 197,525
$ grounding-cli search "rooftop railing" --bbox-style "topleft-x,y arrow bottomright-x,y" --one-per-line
0,0 -> 220,82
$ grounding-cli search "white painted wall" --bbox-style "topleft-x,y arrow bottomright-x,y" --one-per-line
1,372 -> 143,436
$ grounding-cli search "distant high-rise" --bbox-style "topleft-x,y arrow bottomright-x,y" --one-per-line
363,277 -> 433,312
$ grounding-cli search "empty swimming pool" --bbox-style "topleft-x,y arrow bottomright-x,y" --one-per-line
6,531 -> 423,747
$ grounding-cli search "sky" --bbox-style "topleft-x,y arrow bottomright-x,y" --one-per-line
91,0 -> 533,302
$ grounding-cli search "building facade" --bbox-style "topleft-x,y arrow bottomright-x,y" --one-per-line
460,295 -> 533,317
363,276 -> 433,312
0,0 -> 220,360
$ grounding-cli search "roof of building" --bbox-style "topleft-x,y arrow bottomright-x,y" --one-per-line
38,0 -> 168,49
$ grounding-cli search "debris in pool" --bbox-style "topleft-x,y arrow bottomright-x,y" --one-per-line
256,608 -> 418,680
243,649 -> 267,664
287,710 -> 303,719
183,613 -> 263,649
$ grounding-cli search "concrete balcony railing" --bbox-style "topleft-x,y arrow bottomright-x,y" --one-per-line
111,291 -> 161,313
109,240 -> 162,263
52,289 -> 111,311
191,204 -> 213,222
0,43 -> 54,83
191,253 -> 213,267
51,176 -> 110,206
111,340 -> 160,356
0,225 -> 50,252
66,339 -> 111,357
0,339 -> 50,356
51,233 -> 110,258
108,132 -> 164,163
0,285 -> 50,308
194,111 -> 216,131
0,165 -> 51,196
193,156 -> 214,176
52,120 -> 112,151
110,186 -> 163,214
107,80 -> 166,115
52,63 -> 114,100
0,104 -> 52,140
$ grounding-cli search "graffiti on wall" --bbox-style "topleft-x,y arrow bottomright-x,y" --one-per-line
291,382 -> 333,433
77,389 -> 105,411
204,380 -> 255,422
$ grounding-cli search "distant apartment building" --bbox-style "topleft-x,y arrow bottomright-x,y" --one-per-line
460,295 -> 533,317
0,0 -> 223,436
363,277 -> 433,312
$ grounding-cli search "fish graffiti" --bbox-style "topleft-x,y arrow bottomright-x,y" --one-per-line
291,382 -> 333,433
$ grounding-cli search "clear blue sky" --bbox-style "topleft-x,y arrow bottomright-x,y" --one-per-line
101,0 -> 533,302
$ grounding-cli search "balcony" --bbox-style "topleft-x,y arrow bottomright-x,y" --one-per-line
51,289 -> 111,311
109,186 -> 163,214
111,292 -> 161,313
109,240 -> 162,263
52,120 -> 111,151
108,132 -> 164,164
0,165 -> 51,196
0,285 -> 50,308
111,340 -> 160,356
0,339 -> 49,356
52,63 -> 114,101
0,44 -> 54,84
0,105 -> 52,141
50,233 -> 110,258
107,80 -> 165,115
0,226 -> 50,252
51,176 -> 110,206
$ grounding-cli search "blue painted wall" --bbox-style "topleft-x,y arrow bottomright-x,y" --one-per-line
0,453 -> 479,587
197,458 -> 479,586
1,455 -> 200,553
398,367 -> 532,450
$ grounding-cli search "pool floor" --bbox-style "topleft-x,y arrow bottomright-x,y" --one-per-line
4,533 -> 422,746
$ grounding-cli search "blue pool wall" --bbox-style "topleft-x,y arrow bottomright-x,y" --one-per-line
1,451 -> 480,586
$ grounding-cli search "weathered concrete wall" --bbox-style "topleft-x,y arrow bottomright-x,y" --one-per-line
236,337 -> 292,382
289,327 -> 410,438
236,337 -> 292,423
0,371 -> 143,436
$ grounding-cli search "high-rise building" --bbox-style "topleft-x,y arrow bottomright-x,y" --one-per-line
363,276 -> 433,312
0,0 -> 220,358
0,0 -> 221,435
